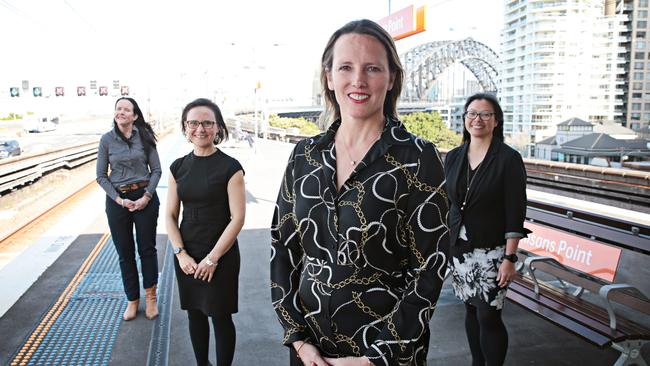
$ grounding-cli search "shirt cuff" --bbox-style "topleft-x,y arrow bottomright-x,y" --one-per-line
108,190 -> 119,202
283,330 -> 309,347
504,231 -> 526,239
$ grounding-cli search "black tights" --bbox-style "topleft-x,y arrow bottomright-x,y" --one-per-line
187,309 -> 236,366
464,303 -> 508,366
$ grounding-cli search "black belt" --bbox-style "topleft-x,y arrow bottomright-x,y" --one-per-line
118,181 -> 148,193
182,208 -> 227,222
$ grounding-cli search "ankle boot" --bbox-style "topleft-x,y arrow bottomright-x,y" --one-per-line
123,300 -> 139,321
145,284 -> 159,320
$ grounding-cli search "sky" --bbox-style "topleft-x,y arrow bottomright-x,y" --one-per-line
1,0 -> 503,112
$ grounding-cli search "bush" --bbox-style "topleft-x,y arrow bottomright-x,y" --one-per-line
401,112 -> 461,149
0,113 -> 23,121
269,115 -> 321,136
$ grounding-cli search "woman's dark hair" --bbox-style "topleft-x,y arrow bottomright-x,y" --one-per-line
462,92 -> 504,143
181,98 -> 228,145
319,19 -> 404,127
113,97 -> 157,150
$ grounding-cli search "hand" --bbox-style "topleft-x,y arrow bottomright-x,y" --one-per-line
294,342 -> 330,366
324,356 -> 373,366
116,197 -> 136,210
497,259 -> 517,288
177,252 -> 198,276
129,195 -> 151,212
194,255 -> 218,282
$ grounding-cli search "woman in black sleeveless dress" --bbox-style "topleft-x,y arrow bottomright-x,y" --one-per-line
166,98 -> 245,366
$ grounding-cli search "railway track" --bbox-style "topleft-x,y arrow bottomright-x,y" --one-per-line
0,178 -> 98,270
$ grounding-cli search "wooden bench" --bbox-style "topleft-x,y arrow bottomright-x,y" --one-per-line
506,199 -> 650,366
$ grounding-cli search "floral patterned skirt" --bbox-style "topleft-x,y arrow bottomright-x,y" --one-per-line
449,240 -> 507,310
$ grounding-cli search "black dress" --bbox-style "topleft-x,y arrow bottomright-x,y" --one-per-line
170,150 -> 244,316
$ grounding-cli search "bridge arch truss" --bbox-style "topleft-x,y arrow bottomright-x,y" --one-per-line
400,38 -> 500,101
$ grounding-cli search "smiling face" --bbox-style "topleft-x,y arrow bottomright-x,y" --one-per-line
184,106 -> 218,148
114,99 -> 138,128
464,99 -> 498,140
326,33 -> 395,124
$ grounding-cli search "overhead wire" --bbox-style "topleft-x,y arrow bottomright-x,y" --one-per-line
62,0 -> 97,33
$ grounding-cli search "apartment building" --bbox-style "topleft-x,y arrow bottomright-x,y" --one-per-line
618,0 -> 650,130
500,0 -> 627,156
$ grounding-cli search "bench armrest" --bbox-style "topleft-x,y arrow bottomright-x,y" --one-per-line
524,256 -> 583,297
599,284 -> 650,331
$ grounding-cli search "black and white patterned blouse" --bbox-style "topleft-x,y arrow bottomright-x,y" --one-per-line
270,118 -> 450,366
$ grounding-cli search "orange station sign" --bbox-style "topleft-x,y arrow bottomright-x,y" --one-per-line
519,221 -> 622,282
378,5 -> 426,41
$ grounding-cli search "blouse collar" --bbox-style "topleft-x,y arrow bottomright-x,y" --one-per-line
310,116 -> 412,152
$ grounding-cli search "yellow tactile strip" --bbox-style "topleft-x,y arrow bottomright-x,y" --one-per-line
10,232 -> 110,366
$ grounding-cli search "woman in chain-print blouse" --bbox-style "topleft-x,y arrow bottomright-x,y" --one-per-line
271,19 -> 449,366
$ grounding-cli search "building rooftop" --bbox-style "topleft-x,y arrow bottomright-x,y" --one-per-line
553,133 -> 650,157
625,139 -> 650,149
557,117 -> 593,127
593,121 -> 636,137
560,133 -> 623,151
536,135 -> 557,145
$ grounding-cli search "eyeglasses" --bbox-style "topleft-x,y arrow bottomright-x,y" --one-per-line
185,120 -> 216,129
464,111 -> 495,121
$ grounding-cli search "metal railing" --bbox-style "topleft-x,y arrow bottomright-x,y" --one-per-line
0,120 -> 175,195
224,118 -> 311,144
0,143 -> 98,194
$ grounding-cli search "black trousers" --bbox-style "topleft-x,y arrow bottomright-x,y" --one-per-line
105,188 -> 159,301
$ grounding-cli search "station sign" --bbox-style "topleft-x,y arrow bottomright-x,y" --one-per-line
377,5 -> 426,41
520,221 -> 622,281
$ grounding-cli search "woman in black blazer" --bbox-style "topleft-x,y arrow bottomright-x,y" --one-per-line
444,93 -> 529,366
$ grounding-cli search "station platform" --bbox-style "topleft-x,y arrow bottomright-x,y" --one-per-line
0,133 -> 643,365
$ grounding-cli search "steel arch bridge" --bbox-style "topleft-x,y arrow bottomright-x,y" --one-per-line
400,38 -> 500,101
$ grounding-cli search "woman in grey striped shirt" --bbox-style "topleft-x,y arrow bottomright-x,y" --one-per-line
96,97 -> 162,321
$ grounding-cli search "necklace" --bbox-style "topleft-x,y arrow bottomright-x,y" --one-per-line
461,160 -> 482,211
336,130 -> 382,166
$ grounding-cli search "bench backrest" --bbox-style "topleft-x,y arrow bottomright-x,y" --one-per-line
522,200 -> 650,318
520,221 -> 622,282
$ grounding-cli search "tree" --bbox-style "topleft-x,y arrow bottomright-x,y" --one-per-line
268,115 -> 321,135
401,112 -> 461,149
508,132 -> 532,157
